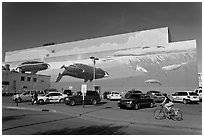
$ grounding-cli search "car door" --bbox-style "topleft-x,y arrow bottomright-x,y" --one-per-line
52,93 -> 62,102
144,95 -> 151,106
74,94 -> 83,104
21,91 -> 31,101
46,93 -> 56,102
139,95 -> 145,106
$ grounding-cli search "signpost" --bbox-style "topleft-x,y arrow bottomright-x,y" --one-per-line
81,84 -> 87,108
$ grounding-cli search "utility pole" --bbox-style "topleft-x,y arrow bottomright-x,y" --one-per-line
90,56 -> 99,90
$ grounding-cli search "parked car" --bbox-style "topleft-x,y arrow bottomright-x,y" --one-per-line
37,92 -> 68,105
124,89 -> 142,98
172,91 -> 200,104
12,90 -> 46,103
194,88 -> 202,101
103,91 -> 111,99
146,91 -> 165,103
64,90 -> 101,106
107,91 -> 122,100
118,94 -> 154,110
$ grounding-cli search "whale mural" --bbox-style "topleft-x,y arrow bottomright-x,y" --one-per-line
4,27 -> 198,93
55,63 -> 109,83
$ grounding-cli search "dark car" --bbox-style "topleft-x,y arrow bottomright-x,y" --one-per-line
146,91 -> 165,103
124,89 -> 142,98
103,91 -> 111,99
118,94 -> 154,110
64,90 -> 101,106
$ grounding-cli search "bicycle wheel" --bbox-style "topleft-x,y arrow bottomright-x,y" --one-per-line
171,109 -> 183,121
154,109 -> 165,120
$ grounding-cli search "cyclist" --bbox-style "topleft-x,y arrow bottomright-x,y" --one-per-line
161,94 -> 174,116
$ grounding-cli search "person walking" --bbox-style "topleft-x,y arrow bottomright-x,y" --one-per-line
32,91 -> 38,105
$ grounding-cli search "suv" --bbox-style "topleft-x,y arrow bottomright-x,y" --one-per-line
172,91 -> 200,104
118,94 -> 154,110
64,90 -> 101,106
194,88 -> 202,101
37,92 -> 68,105
107,91 -> 122,100
146,91 -> 165,103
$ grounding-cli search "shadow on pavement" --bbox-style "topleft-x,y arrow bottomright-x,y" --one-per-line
34,125 -> 127,135
2,115 -> 27,123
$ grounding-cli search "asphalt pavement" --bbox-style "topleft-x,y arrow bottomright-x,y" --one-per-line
2,96 -> 202,135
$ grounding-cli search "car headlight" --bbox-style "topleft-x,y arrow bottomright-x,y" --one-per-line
129,101 -> 132,104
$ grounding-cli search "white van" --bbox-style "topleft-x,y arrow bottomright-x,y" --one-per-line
172,91 -> 199,104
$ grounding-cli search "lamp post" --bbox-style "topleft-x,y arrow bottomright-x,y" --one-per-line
90,56 -> 99,90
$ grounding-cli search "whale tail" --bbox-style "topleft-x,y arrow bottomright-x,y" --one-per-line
55,73 -> 63,83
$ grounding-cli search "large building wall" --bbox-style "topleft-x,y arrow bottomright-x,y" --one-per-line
4,27 -> 198,94
2,70 -> 50,94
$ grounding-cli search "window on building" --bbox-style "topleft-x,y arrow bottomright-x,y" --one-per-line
27,77 -> 31,82
2,81 -> 9,85
21,76 -> 25,81
33,78 -> 37,82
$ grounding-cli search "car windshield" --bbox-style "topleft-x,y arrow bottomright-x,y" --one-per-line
189,92 -> 198,96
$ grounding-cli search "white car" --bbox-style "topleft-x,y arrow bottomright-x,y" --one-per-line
172,91 -> 200,104
12,90 -> 46,103
37,92 -> 68,105
194,88 -> 202,101
107,91 -> 122,100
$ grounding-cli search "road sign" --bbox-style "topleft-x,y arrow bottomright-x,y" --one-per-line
81,84 -> 87,94
81,84 -> 87,108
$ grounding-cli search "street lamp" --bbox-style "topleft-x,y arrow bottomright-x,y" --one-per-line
90,56 -> 99,90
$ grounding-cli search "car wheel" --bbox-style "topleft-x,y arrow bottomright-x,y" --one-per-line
59,99 -> 64,103
183,99 -> 188,104
38,99 -> 44,105
92,99 -> 97,105
70,100 -> 76,106
134,103 -> 139,110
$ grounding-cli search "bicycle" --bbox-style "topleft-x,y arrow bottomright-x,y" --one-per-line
154,104 -> 183,121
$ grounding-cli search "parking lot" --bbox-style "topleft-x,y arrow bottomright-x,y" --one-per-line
2,96 -> 202,134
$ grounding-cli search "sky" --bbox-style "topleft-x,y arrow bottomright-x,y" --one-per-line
2,2 -> 202,72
